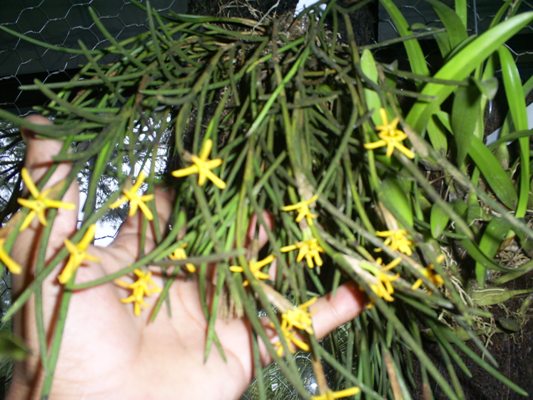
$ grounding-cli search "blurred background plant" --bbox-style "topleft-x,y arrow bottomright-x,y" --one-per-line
0,0 -> 532,399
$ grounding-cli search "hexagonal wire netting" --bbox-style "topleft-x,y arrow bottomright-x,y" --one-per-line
0,0 -> 531,396
1,0 -> 531,114
0,0 -> 187,115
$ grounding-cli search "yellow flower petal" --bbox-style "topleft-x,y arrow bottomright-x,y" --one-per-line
58,225 -> 98,284
282,238 -> 324,269
17,168 -> 75,231
376,229 -> 413,256
281,195 -> 319,226
169,245 -> 196,273
230,255 -> 274,286
364,108 -> 414,159
0,239 -> 22,274
311,386 -> 361,400
171,139 -> 226,189
115,268 -> 161,316
110,172 -> 154,221
171,165 -> 199,178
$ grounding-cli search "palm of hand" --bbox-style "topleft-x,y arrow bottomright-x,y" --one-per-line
9,116 -> 364,400
13,180 -> 254,399
52,248 -> 254,399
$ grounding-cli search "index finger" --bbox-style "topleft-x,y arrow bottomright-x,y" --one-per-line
10,116 -> 79,287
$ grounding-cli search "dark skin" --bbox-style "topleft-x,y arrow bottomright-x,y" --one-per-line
8,115 -> 365,399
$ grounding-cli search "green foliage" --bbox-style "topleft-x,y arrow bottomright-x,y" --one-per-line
0,0 -> 531,398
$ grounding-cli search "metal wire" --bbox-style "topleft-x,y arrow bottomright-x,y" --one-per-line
0,0 -> 186,114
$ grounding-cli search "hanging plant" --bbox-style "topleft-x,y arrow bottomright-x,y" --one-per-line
0,1 -> 532,398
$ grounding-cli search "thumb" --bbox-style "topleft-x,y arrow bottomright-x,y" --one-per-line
12,115 -> 79,276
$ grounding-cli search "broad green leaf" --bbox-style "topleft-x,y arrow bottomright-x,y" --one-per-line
379,178 -> 414,227
406,12 -> 533,134
379,0 -> 429,77
489,2 -> 510,28
429,24 -> 452,57
455,0 -> 467,28
427,111 -> 449,155
460,238 -> 511,273
496,317 -> 521,333
471,287 -> 533,306
427,0 -> 468,55
492,260 -> 533,285
465,203 -> 488,225
472,77 -> 499,100
475,218 -> 512,286
498,45 -> 529,218
468,136 -> 517,209
430,204 -> 450,239
360,49 -> 382,124
451,83 -> 482,166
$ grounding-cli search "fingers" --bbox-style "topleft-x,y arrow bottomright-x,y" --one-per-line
245,211 -> 275,251
12,116 -> 79,281
257,282 -> 366,366
110,186 -> 174,269
22,115 -> 72,189
310,282 -> 366,339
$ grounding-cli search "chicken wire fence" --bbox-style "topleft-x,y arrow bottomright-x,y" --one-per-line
0,0 -> 532,394
1,0 -> 532,113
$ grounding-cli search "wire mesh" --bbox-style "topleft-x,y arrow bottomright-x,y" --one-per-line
378,0 -> 533,76
0,0 -> 187,114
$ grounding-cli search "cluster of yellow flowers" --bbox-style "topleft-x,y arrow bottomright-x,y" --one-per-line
365,227 -> 445,304
226,193 -> 325,359
0,111 -> 448,399
1,121 -> 442,330
273,297 -> 316,356
114,138 -> 227,314
0,138 -> 227,317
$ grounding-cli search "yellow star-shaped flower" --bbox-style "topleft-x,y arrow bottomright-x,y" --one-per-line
0,238 -> 22,274
171,139 -> 226,189
273,320 -> 310,357
281,297 -> 317,335
281,238 -> 324,269
58,224 -> 99,284
364,108 -> 415,159
115,268 -> 161,316
376,229 -> 413,255
229,254 -> 275,286
169,245 -> 196,273
363,258 -> 401,302
311,387 -> 361,400
17,168 -> 75,231
281,195 -> 319,226
110,171 -> 154,220
412,255 -> 445,290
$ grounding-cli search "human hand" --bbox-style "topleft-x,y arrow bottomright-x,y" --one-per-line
7,116 -> 365,400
